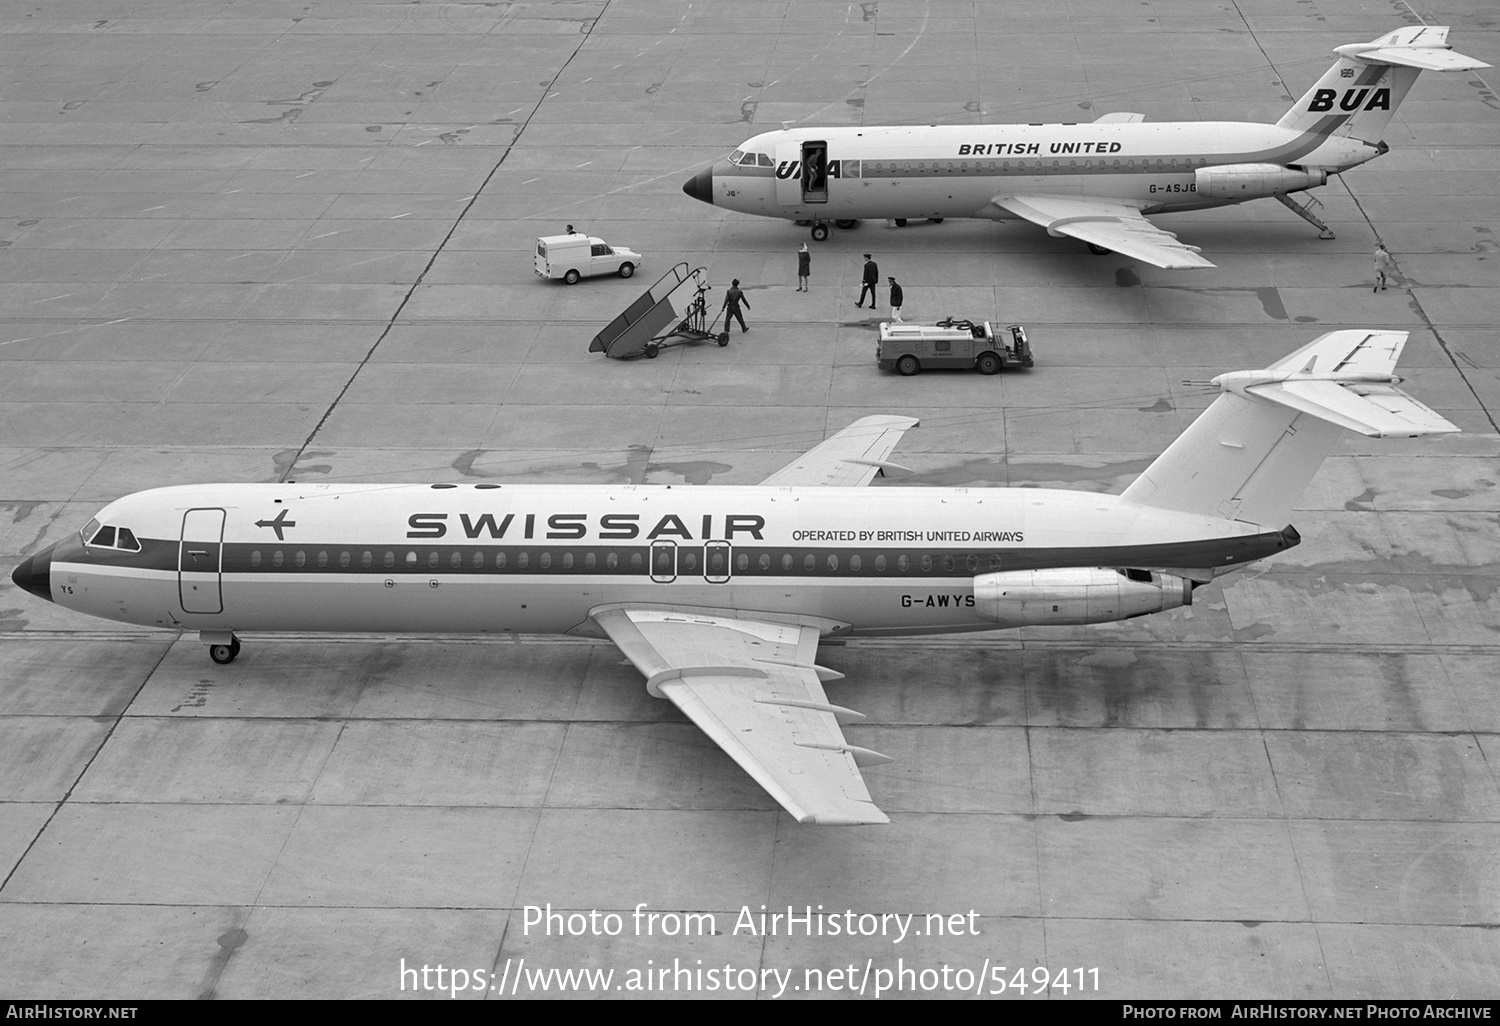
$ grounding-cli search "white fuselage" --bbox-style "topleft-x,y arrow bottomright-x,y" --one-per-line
29,482 -> 1291,640
688,122 -> 1379,222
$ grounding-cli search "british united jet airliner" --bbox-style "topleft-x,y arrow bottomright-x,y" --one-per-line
681,27 -> 1488,268
11,332 -> 1457,823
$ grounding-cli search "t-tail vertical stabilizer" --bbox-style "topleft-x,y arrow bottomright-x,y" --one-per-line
1120,330 -> 1459,531
1276,26 -> 1490,143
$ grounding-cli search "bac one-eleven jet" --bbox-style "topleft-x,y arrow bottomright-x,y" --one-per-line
11,332 -> 1457,824
681,26 -> 1488,268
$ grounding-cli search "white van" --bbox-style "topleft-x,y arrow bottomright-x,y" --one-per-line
534,234 -> 642,284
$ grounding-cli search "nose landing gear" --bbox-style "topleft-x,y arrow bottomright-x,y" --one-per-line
203,631 -> 242,664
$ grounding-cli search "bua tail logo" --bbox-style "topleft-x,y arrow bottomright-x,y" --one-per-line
1308,87 -> 1391,113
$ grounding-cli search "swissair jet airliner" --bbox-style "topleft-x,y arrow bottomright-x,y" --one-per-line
681,27 -> 1488,268
11,332 -> 1457,824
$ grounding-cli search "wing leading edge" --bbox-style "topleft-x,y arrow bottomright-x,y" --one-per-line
590,606 -> 890,825
993,195 -> 1216,269
759,415 -> 920,487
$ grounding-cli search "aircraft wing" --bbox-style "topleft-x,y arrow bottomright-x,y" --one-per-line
590,606 -> 890,825
759,414 -> 919,487
1093,112 -> 1146,124
993,195 -> 1217,269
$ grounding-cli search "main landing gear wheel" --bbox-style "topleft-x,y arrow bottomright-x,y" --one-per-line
833,219 -> 858,229
209,635 -> 241,665
1087,243 -> 1112,256
563,268 -> 581,284
810,223 -> 830,242
896,355 -> 920,376
893,218 -> 908,227
930,218 -> 944,223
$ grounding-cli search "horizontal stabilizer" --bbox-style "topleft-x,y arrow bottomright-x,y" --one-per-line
1277,27 -> 1487,139
1337,26 -> 1491,72
1217,329 -> 1459,438
1122,329 -> 1459,528
1245,379 -> 1458,438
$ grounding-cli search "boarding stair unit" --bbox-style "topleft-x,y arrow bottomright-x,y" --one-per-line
590,263 -> 728,359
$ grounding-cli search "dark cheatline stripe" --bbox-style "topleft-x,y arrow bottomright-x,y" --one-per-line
63,528 -> 1296,581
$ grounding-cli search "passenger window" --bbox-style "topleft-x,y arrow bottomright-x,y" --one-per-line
850,555 -> 861,572
406,551 -> 417,567
562,552 -> 575,570
295,551 -> 306,568
967,555 -> 979,572
990,554 -> 1003,571
942,555 -> 955,572
540,552 -> 552,568
473,552 -> 485,568
362,552 -> 373,569
583,553 -> 595,569
273,551 -> 284,567
340,552 -> 350,568
875,554 -> 886,572
251,551 -> 261,568
495,551 -> 506,568
803,554 -> 816,571
383,552 -> 395,568
317,551 -> 328,568
682,551 -> 696,571
450,552 -> 461,569
630,552 -> 642,570
826,554 -> 838,571
781,554 -> 793,571
606,552 -> 618,570
897,554 -> 910,572
709,550 -> 723,572
758,554 -> 770,571
736,553 -> 748,572
517,552 -> 529,569
921,555 -> 934,572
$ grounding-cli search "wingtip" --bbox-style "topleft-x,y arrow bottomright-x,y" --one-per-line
804,809 -> 891,826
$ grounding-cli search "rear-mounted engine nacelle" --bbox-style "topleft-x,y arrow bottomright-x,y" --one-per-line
973,567 -> 1193,628
1194,163 -> 1326,200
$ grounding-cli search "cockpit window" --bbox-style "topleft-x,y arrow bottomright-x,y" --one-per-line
85,523 -> 141,552
757,153 -> 773,167
81,518 -> 100,544
728,149 -> 745,163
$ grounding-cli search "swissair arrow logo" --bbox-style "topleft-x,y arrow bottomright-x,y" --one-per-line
255,509 -> 296,540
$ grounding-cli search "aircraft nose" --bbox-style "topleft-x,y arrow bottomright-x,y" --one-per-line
682,167 -> 714,205
10,545 -> 55,603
